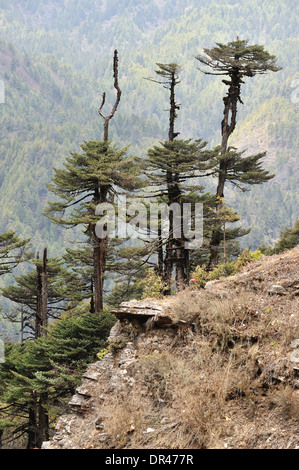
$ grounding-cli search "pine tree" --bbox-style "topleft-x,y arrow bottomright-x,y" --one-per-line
44,51 -> 141,313
44,140 -> 141,311
195,39 -> 281,268
1,254 -> 70,340
145,63 -> 182,291
144,138 -> 216,290
144,63 -> 217,291
272,219 -> 299,253
0,231 -> 31,276
0,308 -> 115,448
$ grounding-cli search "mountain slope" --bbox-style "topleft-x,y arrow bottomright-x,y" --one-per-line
43,247 -> 299,449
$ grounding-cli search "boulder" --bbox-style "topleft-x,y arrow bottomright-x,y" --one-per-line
290,348 -> 299,365
268,285 -> 287,295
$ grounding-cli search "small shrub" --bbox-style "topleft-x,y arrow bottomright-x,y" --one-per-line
108,339 -> 127,355
208,261 -> 237,280
97,347 -> 109,361
189,265 -> 209,288
190,249 -> 263,288
234,249 -> 263,271
137,269 -> 167,299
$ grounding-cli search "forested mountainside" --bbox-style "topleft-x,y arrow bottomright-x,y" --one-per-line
0,39 -> 162,254
0,1 -> 298,451
0,0 -> 298,253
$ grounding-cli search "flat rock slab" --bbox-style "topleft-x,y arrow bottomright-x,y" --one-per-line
111,299 -> 167,323
111,299 -> 194,329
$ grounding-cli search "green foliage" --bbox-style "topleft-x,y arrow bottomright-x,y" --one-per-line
97,347 -> 109,361
137,269 -> 167,299
144,139 -> 214,188
272,219 -> 299,254
42,307 -> 115,366
0,231 -> 31,276
212,149 -> 275,190
189,265 -> 209,288
196,39 -> 281,77
0,307 -> 116,446
234,248 -> 263,271
190,248 -> 263,287
44,140 -> 141,227
207,261 -> 237,281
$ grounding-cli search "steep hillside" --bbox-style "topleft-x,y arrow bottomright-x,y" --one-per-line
0,0 -> 298,250
43,247 -> 299,449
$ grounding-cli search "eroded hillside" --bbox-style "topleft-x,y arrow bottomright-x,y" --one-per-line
43,247 -> 299,449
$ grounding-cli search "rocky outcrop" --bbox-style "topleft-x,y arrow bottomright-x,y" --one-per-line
111,299 -> 194,330
42,248 -> 299,450
42,299 -> 194,449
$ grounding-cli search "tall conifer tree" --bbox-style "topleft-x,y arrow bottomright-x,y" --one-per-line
195,39 -> 281,268
145,63 -> 217,291
44,51 -> 141,312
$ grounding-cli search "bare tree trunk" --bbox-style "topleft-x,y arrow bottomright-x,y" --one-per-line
20,307 -> 24,346
175,211 -> 190,291
208,69 -> 242,269
164,198 -> 173,296
169,74 -> 175,141
41,248 -> 47,337
37,392 -> 49,448
36,252 -> 42,339
89,279 -> 95,313
93,235 -> 104,313
164,168 -> 174,295
35,249 -> 48,337
27,392 -> 38,449
92,50 -> 121,313
164,70 -> 181,293
157,212 -> 164,278
98,50 -> 122,141
33,250 -> 49,448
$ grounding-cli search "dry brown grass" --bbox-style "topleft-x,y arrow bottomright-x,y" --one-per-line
102,389 -> 149,448
101,334 -> 268,449
171,288 -> 299,353
101,273 -> 299,449
267,386 -> 299,421
77,249 -> 299,449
